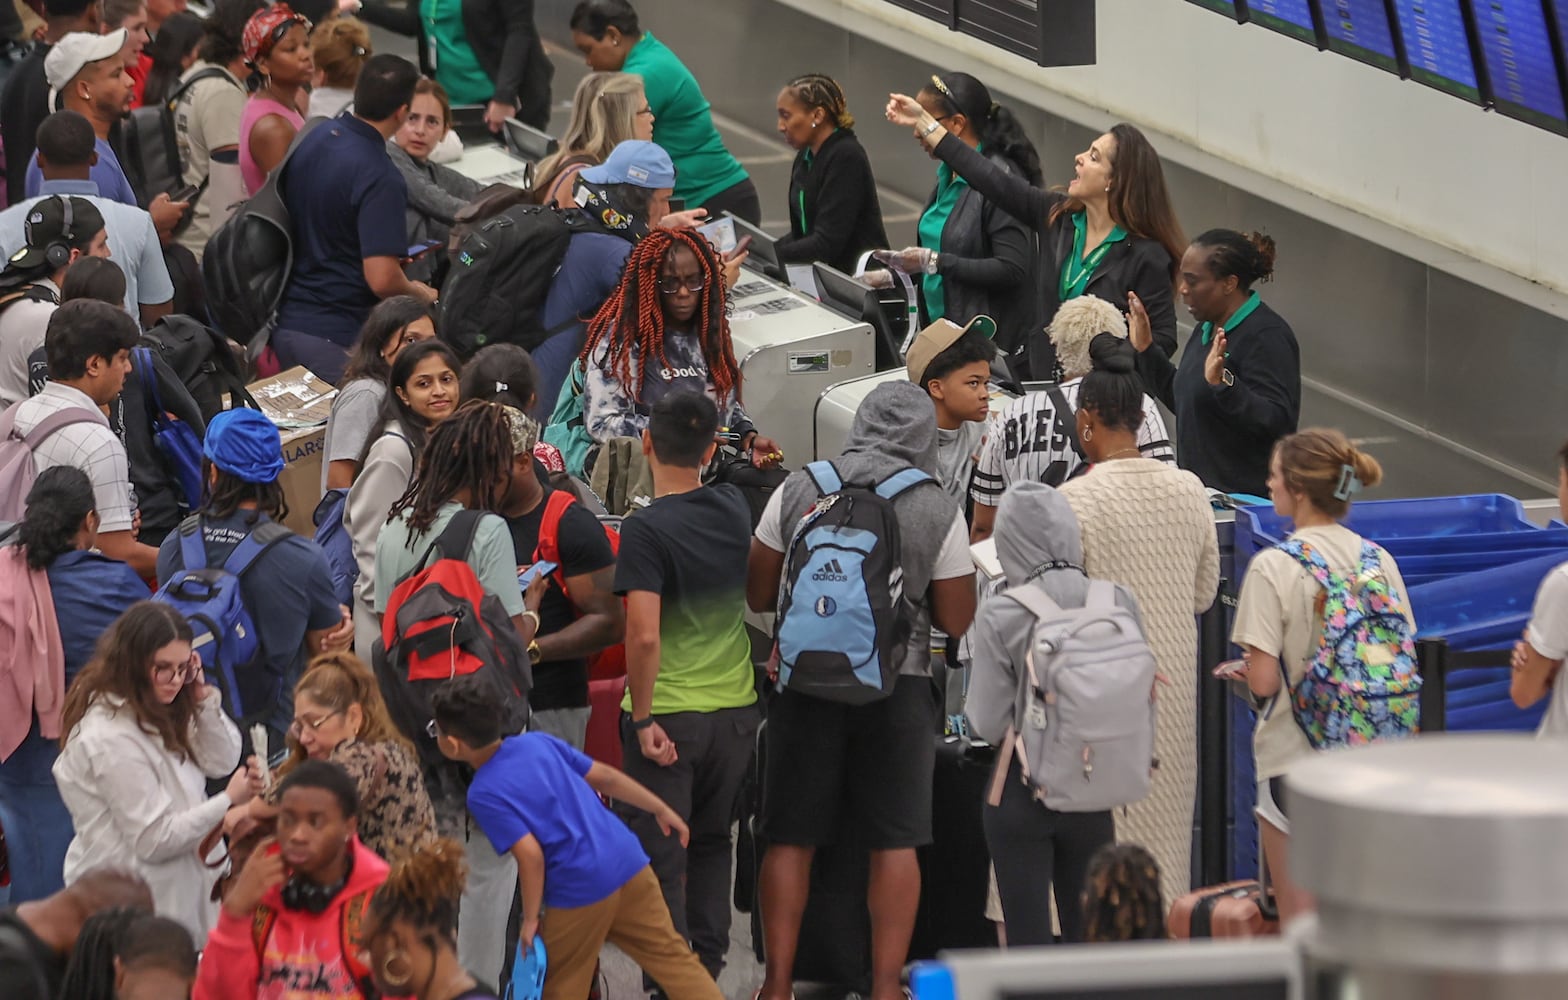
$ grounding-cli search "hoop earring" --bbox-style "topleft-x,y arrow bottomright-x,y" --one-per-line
380,951 -> 413,988
1083,426 -> 1094,443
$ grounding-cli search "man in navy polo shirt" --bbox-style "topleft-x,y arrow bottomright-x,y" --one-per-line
272,54 -> 437,384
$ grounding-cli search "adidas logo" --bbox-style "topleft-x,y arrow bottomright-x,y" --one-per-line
811,558 -> 850,582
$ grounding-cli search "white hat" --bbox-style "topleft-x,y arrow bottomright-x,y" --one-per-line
44,29 -> 128,91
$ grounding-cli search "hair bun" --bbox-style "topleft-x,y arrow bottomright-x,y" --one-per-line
1088,331 -> 1136,374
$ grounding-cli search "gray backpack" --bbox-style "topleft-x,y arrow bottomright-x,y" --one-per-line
992,580 -> 1158,812
0,403 -> 100,522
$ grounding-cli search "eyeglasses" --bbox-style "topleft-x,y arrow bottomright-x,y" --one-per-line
152,654 -> 200,686
658,275 -> 706,294
636,106 -> 654,117
288,710 -> 343,740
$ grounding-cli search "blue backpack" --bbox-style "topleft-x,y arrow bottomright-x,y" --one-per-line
132,347 -> 204,514
154,515 -> 291,725
774,461 -> 934,704
312,489 -> 355,607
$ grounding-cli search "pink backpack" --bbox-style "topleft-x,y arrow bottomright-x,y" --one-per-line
0,402 -> 99,522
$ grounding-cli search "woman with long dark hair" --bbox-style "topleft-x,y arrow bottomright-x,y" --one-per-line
53,602 -> 261,943
345,339 -> 462,660
886,93 -> 1185,381
774,73 -> 888,275
0,468 -> 146,904
579,227 -> 780,463
877,72 -> 1034,362
141,11 -> 206,107
322,296 -> 437,491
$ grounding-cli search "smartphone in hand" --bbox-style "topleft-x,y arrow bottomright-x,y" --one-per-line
518,561 -> 559,589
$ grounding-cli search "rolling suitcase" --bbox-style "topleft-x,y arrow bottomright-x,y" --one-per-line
909,735 -> 996,959
1168,821 -> 1279,938
585,676 -> 625,766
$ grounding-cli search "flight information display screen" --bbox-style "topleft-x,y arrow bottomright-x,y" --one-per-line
1393,0 -> 1484,101
1469,0 -> 1568,132
1317,0 -> 1403,70
1247,0 -> 1322,42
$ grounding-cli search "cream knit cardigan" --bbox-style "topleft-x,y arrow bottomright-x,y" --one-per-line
1062,459 -> 1220,906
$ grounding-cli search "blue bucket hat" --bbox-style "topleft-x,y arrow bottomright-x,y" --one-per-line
204,409 -> 285,484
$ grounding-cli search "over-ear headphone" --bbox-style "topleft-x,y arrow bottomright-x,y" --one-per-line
280,841 -> 355,913
43,195 -> 75,271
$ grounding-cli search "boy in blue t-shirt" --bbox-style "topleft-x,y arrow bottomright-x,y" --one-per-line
429,675 -> 723,1000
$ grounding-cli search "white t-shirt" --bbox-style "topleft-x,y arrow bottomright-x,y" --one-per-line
754,482 -> 973,677
1230,524 -> 1414,780
1525,561 -> 1568,738
0,279 -> 57,408
970,378 -> 1175,507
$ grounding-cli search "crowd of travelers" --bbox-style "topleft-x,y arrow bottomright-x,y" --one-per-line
0,0 -> 1528,998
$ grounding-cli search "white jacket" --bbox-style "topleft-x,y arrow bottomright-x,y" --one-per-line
53,690 -> 241,943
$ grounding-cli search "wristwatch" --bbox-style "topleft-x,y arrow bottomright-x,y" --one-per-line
630,716 -> 656,732
925,251 -> 940,275
920,119 -> 941,138
528,640 -> 542,664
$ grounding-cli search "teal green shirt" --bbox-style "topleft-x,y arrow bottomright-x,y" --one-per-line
622,33 -> 748,206
422,0 -> 491,104
1058,210 -> 1128,301
916,160 -> 970,322
1200,289 -> 1261,345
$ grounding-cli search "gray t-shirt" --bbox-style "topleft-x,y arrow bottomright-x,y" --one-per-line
935,420 -> 985,509
320,378 -> 386,493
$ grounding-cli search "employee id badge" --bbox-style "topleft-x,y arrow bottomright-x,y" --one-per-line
696,216 -> 737,254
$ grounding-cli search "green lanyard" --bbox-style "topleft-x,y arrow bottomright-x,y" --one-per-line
796,135 -> 833,235
1200,290 -> 1261,345
1059,211 -> 1127,300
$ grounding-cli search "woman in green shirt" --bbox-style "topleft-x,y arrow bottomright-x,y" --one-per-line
568,0 -> 760,222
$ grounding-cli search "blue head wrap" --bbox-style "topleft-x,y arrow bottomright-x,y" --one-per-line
204,409 -> 285,484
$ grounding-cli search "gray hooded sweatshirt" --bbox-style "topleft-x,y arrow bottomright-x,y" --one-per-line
774,381 -> 965,677
966,480 -> 1142,744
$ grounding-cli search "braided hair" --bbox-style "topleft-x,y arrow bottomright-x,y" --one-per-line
784,73 -> 854,129
386,400 -> 515,537
579,228 -> 742,407
1082,844 -> 1167,942
56,906 -> 149,1000
367,836 -> 467,942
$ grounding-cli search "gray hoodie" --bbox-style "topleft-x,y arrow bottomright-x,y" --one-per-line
966,480 -> 1142,744
775,381 -> 963,677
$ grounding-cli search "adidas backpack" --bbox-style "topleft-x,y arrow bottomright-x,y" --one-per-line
774,461 -> 934,705
153,515 -> 293,725
1276,538 -> 1421,749
373,510 -> 533,808
999,581 -> 1158,812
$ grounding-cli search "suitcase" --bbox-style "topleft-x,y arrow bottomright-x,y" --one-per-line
1167,878 -> 1279,938
585,676 -> 625,767
909,735 -> 996,959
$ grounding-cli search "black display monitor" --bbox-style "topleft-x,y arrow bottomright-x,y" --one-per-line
1314,0 -> 1405,71
1241,0 -> 1327,45
726,214 -> 783,280
503,119 -> 560,161
1392,0 -> 1485,102
812,262 -> 902,370
1467,0 -> 1568,134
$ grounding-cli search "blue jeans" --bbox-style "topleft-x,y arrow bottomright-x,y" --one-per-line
0,734 -> 72,903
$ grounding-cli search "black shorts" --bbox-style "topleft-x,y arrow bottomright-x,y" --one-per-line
760,674 -> 938,851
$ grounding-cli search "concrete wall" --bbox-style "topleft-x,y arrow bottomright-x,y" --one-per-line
538,0 -> 1568,483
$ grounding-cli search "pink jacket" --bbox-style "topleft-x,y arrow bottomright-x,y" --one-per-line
0,544 -> 64,761
194,838 -> 390,1000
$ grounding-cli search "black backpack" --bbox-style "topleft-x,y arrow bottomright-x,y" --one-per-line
439,204 -> 579,359
202,118 -> 325,348
140,314 -> 258,422
122,67 -> 229,208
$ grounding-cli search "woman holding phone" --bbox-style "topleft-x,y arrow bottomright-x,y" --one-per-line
885,93 -> 1184,382
53,602 -> 263,944
389,78 -> 484,284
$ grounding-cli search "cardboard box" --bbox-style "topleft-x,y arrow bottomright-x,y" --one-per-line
246,367 -> 337,536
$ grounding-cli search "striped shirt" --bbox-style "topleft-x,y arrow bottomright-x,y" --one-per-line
970,378 -> 1175,507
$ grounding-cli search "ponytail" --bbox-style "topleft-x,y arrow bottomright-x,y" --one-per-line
922,72 -> 1042,187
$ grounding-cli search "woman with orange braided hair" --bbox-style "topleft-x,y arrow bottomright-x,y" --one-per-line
581,227 -> 782,465
359,837 -> 500,999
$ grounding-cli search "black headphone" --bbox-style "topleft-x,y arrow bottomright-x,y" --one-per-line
43,195 -> 75,271
280,843 -> 356,914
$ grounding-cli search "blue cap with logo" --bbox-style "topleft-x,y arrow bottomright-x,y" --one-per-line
579,140 -> 676,189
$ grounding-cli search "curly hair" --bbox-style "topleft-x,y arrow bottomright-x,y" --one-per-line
366,836 -> 468,941
1083,843 -> 1167,942
1047,294 -> 1128,381
386,400 -> 515,537
579,227 -> 741,406
275,652 -> 415,783
60,603 -> 201,762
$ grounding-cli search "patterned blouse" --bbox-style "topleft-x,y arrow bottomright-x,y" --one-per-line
270,739 -> 437,864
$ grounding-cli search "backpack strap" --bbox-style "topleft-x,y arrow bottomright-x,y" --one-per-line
875,467 -> 935,500
532,489 -> 577,571
250,900 -> 278,966
1085,578 -> 1117,609
1003,583 -> 1064,621
1044,384 -> 1086,462
805,460 -> 841,495
222,519 -> 293,577
133,347 -> 171,431
164,66 -> 230,109
1275,537 -> 1334,589
4,401 -> 102,448
177,514 -> 207,571
339,887 -> 375,995
431,509 -> 486,567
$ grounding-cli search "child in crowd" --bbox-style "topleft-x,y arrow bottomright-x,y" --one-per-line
1513,440 -> 1568,735
429,674 -> 723,1000
1081,844 -> 1167,943
113,914 -> 198,1000
904,314 -> 998,510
